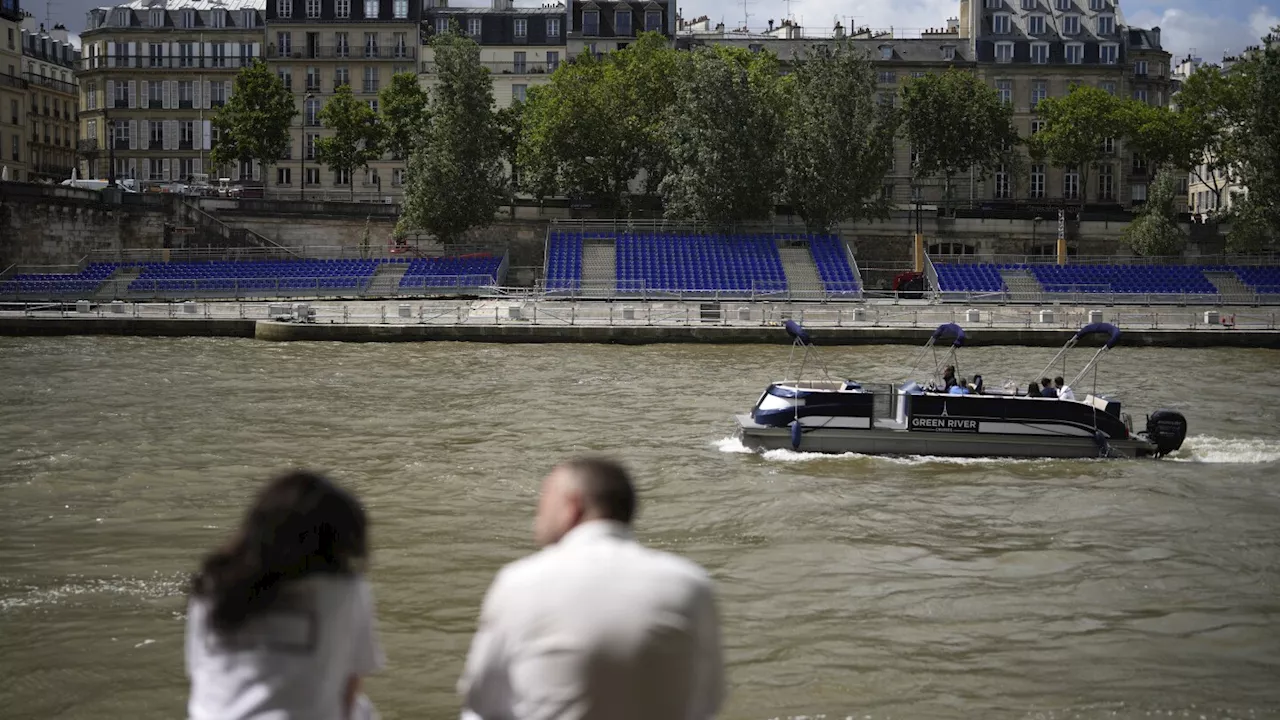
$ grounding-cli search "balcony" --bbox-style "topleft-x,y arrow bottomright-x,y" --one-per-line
421,61 -> 553,75
23,72 -> 76,95
0,73 -> 29,91
80,55 -> 261,72
271,45 -> 415,60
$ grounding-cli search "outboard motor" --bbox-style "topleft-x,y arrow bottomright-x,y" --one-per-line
1145,410 -> 1188,457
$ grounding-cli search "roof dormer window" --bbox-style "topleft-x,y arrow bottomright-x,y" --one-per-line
149,9 -> 163,27
879,44 -> 893,59
113,9 -> 129,26
941,44 -> 956,61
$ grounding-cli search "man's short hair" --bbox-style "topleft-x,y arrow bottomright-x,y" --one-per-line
1054,376 -> 1065,385
559,456 -> 637,524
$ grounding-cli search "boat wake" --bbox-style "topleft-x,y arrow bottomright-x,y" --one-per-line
715,434 -> 1280,465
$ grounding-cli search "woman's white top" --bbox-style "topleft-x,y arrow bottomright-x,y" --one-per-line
185,574 -> 384,720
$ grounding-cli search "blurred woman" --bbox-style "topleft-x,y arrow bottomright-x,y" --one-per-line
185,470 -> 384,720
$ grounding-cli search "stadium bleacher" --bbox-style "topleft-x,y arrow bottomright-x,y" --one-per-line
615,233 -> 786,293
1230,266 -> 1280,294
806,234 -> 861,295
398,254 -> 505,290
544,232 -> 583,291
930,262 -> 1280,296
935,263 -> 1008,293
0,262 -> 120,296
128,259 -> 384,292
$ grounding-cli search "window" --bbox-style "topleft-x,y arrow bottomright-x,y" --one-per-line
364,33 -> 379,58
996,79 -> 1012,103
306,66 -> 321,91
467,17 -> 481,36
1131,183 -> 1147,202
243,9 -> 256,27
337,0 -> 350,17
1062,15 -> 1079,35
878,92 -> 894,107
877,71 -> 896,84
941,45 -> 955,61
277,32 -> 292,56
1097,14 -> 1114,34
993,13 -> 1011,33
1031,42 -> 1048,63
645,9 -> 662,32
149,81 -> 162,108
305,97 -> 320,125
1065,43 -> 1083,63
113,120 -> 129,147
363,66 -> 379,93
180,158 -> 196,181
148,158 -> 164,181
114,82 -> 128,108
86,82 -> 97,110
278,67 -> 292,90
149,121 -> 164,149
995,42 -> 1013,63
1090,0 -> 1105,9
179,80 -> 194,107
306,0 -> 320,18
305,133 -> 318,160
1098,165 -> 1114,200
434,17 -> 449,34
213,9 -> 227,27
880,45 -> 893,60
514,18 -> 527,37
278,167 -> 292,185
149,8 -> 164,27
1031,164 -> 1045,197
394,0 -> 408,18
1134,59 -> 1148,76
1028,14 -> 1044,34
392,167 -> 405,186
1031,80 -> 1047,108
277,0 -> 293,18
335,168 -> 351,185
547,51 -> 560,71
393,33 -> 408,58
1022,0 -> 1035,7
512,84 -> 527,103
1030,120 -> 1043,134
180,42 -> 195,67
364,0 -> 378,18
212,82 -> 227,106
1134,88 -> 1147,103
984,0 -> 1000,7
1064,167 -> 1079,199
305,167 -> 320,185
547,18 -> 560,37
1100,44 -> 1117,64
1101,81 -> 1116,95
616,10 -> 632,35
1100,136 -> 1114,153
366,99 -> 379,112
182,9 -> 195,28
995,164 -> 1011,198
881,184 -> 895,201
929,242 -> 975,255
513,51 -> 526,73
211,43 -> 228,68
181,121 -> 195,149
87,118 -> 97,143
1056,0 -> 1070,9
336,32 -> 350,57
583,10 -> 599,35
335,66 -> 350,87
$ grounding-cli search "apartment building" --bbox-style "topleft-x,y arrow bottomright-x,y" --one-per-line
963,0 -> 1172,215
419,0 -> 568,109
21,19 -> 79,182
265,0 -> 420,199
1,0 -> 27,180
567,0 -> 675,56
78,0 -> 266,184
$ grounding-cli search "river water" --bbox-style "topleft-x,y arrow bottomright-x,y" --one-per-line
1,337 -> 1279,720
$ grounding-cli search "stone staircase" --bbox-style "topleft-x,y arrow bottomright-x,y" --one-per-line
93,266 -> 143,301
581,239 -> 616,292
778,246 -> 825,294
366,262 -> 409,296
999,268 -> 1044,302
179,200 -> 297,257
1204,270 -> 1256,304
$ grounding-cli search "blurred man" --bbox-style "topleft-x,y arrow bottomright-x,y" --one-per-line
458,457 -> 725,720
1054,376 -> 1076,400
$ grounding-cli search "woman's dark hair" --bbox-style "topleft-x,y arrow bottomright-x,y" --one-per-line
192,470 -> 368,634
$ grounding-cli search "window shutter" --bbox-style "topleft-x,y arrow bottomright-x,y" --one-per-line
128,158 -> 137,179
129,119 -> 137,150
163,80 -> 172,109
139,80 -> 149,108
224,80 -> 232,101
194,157 -> 202,175
106,79 -> 114,104
163,158 -> 171,181
203,81 -> 211,109
192,80 -> 201,109
128,80 -> 137,108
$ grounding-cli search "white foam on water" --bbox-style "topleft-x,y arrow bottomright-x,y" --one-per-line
714,437 -> 1049,466
714,436 -> 755,454
1169,435 -> 1280,464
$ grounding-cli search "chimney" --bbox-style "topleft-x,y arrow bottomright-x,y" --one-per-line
946,16 -> 959,32
1150,26 -> 1161,49
768,18 -> 774,31
833,21 -> 844,38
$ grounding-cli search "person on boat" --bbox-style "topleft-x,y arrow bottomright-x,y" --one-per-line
1026,381 -> 1040,397
185,470 -> 384,720
1054,376 -> 1076,400
972,374 -> 985,394
942,365 -> 958,390
949,378 -> 971,395
1040,377 -> 1058,398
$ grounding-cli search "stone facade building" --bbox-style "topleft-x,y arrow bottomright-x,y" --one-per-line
21,19 -> 79,182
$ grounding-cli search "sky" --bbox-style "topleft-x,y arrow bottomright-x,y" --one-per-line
23,0 -> 1278,62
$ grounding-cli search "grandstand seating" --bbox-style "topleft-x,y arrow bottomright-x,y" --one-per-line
805,234 -> 860,294
1029,264 -> 1218,294
0,262 -> 120,296
935,263 -> 1007,293
544,232 -> 583,291
616,233 -> 787,293
398,254 -> 505,290
128,259 -> 385,292
1229,266 -> 1280,294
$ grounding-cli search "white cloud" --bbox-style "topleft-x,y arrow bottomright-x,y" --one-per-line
1124,5 -> 1277,61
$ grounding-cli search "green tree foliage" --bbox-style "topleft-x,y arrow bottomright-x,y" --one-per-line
209,59 -> 296,183
494,100 -> 524,194
517,32 -> 679,210
1123,166 -> 1187,256
1229,31 -> 1280,248
398,30 -> 505,244
1028,84 -> 1123,210
659,46 -> 786,226
316,85 -> 384,199
780,43 -> 899,231
1173,65 -> 1247,213
379,72 -> 431,161
900,68 -> 1020,213
1117,101 -> 1194,177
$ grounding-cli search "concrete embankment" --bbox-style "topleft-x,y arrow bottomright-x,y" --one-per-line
3,315 -> 1279,348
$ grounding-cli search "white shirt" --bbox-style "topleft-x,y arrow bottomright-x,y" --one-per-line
186,574 -> 385,720
458,520 -> 726,720
1059,385 -> 1076,400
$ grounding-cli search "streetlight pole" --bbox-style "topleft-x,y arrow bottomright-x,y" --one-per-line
300,91 -> 313,200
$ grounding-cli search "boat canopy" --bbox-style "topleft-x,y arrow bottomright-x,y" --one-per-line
1074,322 -> 1122,350
932,322 -> 966,347
784,319 -> 813,346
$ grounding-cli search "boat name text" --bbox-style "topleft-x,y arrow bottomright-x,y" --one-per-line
911,417 -> 979,431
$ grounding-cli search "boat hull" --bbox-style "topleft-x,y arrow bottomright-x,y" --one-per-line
734,414 -> 1160,459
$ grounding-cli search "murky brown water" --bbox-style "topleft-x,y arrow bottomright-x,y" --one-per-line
2,337 -> 1279,719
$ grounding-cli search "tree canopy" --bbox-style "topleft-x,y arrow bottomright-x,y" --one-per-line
1123,166 -> 1187,256
209,59 -> 296,182
315,84 -> 384,199
1028,85 -> 1123,209
379,72 -> 431,161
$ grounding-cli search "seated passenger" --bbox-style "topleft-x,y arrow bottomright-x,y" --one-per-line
1026,381 -> 1040,397
972,374 -> 984,394
942,365 -> 957,390
949,378 -> 971,395
1054,376 -> 1075,400
1039,377 -> 1058,398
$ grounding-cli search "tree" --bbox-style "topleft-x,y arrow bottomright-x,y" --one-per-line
494,99 -> 524,203
316,85 -> 384,200
659,46 -> 786,226
1117,100 -> 1195,177
1028,84 -> 1123,212
209,59 -> 296,191
1123,166 -> 1187,256
379,71 -> 431,161
900,68 -> 1020,214
398,29 -> 505,244
1172,65 -> 1247,215
517,32 -> 680,211
1230,31 -> 1280,247
780,42 -> 899,231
